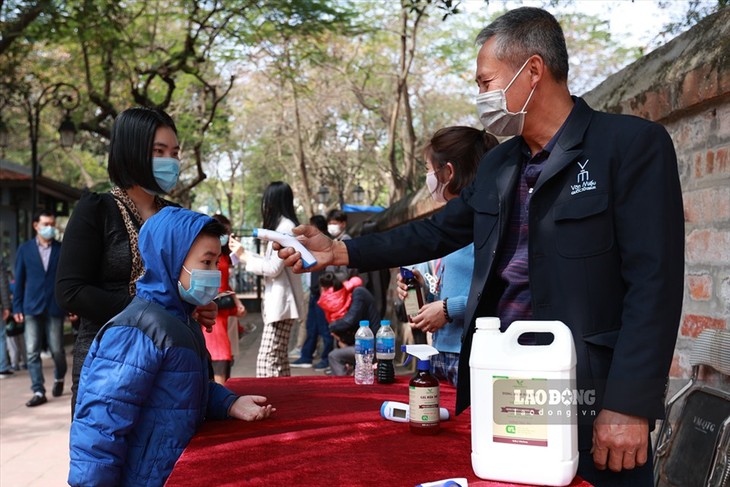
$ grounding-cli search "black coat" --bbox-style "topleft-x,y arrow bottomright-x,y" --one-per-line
346,98 -> 685,450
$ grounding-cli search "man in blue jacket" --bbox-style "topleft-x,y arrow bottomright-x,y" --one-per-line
13,210 -> 67,406
278,8 -> 684,486
69,207 -> 274,487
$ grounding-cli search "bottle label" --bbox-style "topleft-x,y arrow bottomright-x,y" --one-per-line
404,289 -> 422,318
409,384 -> 440,425
355,338 -> 374,354
492,376 -> 548,447
376,336 -> 395,359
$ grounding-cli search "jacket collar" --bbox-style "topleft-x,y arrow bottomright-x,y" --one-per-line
532,97 -> 593,194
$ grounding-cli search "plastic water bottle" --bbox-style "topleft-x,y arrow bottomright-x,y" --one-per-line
376,320 -> 395,384
354,320 -> 374,385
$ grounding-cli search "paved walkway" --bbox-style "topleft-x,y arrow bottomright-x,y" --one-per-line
0,312 -> 322,486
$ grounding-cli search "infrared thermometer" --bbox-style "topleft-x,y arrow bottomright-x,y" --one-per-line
380,401 -> 450,423
252,228 -> 318,269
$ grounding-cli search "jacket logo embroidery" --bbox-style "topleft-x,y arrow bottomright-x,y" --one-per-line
571,159 -> 597,195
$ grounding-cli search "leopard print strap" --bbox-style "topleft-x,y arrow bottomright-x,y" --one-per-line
110,187 -> 166,296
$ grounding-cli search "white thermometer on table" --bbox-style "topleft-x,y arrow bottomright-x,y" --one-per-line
252,228 -> 318,269
380,401 -> 450,423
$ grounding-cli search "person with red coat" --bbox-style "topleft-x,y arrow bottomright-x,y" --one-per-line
205,214 -> 246,384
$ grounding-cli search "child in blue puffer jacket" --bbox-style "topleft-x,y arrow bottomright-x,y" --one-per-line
69,207 -> 275,487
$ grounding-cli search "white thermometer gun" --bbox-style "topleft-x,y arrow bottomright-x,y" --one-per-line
380,401 -> 450,423
252,228 -> 318,269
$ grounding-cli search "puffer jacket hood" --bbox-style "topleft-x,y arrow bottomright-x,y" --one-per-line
136,207 -> 214,321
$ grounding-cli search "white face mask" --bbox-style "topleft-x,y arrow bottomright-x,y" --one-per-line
327,224 -> 342,237
426,171 -> 447,203
475,58 -> 536,137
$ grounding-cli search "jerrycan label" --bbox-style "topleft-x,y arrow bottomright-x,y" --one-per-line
409,385 -> 440,424
493,376 -> 548,447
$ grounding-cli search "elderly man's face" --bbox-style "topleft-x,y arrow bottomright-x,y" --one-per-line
475,37 -> 533,115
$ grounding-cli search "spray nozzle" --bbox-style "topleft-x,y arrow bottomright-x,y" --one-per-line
402,344 -> 438,371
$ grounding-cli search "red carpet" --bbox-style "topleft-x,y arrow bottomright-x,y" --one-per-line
166,376 -> 591,487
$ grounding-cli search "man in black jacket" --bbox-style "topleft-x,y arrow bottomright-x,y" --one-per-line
278,7 -> 683,486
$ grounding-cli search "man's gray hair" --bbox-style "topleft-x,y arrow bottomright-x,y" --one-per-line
475,7 -> 569,82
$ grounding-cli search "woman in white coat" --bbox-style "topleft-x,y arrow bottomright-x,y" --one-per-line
230,182 -> 304,377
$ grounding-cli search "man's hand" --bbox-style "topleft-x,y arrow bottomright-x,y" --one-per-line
2,308 -> 9,322
194,301 -> 218,332
228,395 -> 276,421
411,301 -> 448,333
13,312 -> 23,323
275,225 -> 348,273
591,409 -> 649,472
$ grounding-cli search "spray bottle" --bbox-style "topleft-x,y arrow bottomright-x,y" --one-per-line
402,344 -> 440,435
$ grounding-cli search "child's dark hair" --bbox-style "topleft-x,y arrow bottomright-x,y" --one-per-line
319,271 -> 343,291
199,219 -> 227,240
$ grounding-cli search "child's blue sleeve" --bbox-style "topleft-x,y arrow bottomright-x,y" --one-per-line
207,382 -> 238,420
69,327 -> 163,486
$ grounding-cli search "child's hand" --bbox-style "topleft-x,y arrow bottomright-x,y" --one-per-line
194,301 -> 218,332
229,395 -> 276,421
396,269 -> 424,300
410,300 -> 448,333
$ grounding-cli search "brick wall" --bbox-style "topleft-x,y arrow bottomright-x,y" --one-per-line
584,8 -> 730,392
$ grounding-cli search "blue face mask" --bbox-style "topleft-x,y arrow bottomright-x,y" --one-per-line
151,157 -> 180,194
38,225 -> 56,240
219,234 -> 229,246
177,265 -> 221,306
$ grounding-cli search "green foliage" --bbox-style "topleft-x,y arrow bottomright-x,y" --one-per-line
1,0 -> 722,222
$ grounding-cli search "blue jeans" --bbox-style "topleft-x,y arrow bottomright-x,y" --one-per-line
24,314 -> 67,394
300,294 -> 333,365
0,319 -> 10,372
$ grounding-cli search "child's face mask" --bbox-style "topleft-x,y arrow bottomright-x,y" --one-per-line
178,265 -> 221,306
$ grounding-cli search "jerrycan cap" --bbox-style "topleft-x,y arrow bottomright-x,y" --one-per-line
476,317 -> 500,330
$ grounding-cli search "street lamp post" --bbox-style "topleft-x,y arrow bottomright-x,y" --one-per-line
26,82 -> 80,215
4,82 -> 82,215
316,184 -> 330,215
353,183 -> 365,204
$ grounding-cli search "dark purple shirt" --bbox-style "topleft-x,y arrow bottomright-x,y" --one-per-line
495,115 -> 572,330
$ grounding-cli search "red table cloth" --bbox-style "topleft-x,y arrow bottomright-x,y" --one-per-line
166,376 -> 591,487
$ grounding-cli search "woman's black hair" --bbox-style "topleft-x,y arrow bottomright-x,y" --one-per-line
424,126 -> 499,196
212,214 -> 232,256
319,271 -> 343,291
261,181 -> 299,230
107,106 -> 177,192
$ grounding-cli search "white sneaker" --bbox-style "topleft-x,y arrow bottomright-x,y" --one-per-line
288,347 -> 302,359
290,358 -> 312,368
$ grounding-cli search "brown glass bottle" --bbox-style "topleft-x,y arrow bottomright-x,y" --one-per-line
401,267 -> 424,322
408,361 -> 440,435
